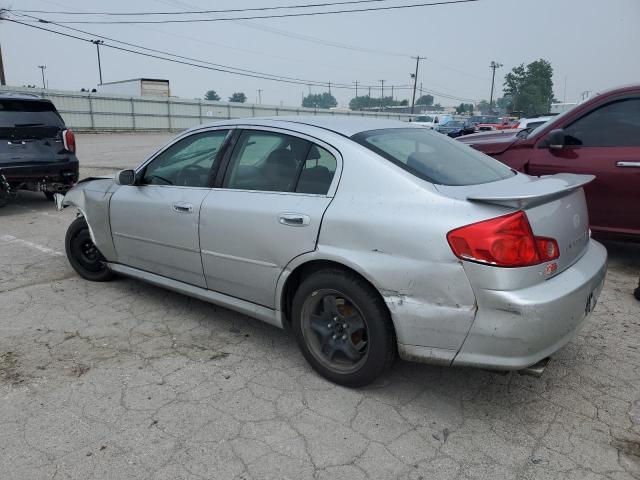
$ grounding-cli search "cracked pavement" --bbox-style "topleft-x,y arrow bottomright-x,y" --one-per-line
0,133 -> 639,479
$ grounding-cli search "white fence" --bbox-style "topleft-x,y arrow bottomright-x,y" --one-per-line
1,86 -> 413,132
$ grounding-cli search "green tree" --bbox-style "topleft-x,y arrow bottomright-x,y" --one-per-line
349,95 -> 408,111
204,90 -> 220,101
496,96 -> 512,114
503,59 -> 556,116
228,92 -> 247,103
416,94 -> 434,106
455,103 -> 474,114
302,92 -> 337,109
476,100 -> 490,114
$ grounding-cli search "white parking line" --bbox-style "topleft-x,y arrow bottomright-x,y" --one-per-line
0,234 -> 64,256
14,205 -> 61,218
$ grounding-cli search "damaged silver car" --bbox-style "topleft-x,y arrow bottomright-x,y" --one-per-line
59,117 -> 607,386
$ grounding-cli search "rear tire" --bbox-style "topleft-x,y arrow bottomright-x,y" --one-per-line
291,269 -> 395,387
65,217 -> 114,282
634,278 -> 640,301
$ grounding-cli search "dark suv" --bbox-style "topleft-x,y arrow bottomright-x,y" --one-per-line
0,93 -> 78,206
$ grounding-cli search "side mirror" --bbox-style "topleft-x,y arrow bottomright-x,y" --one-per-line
547,129 -> 565,150
115,169 -> 136,186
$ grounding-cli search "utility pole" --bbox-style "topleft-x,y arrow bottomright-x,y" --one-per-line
37,65 -> 46,89
91,40 -> 104,84
0,10 -> 6,86
410,55 -> 424,114
354,80 -> 359,98
328,82 -> 331,94
391,85 -> 394,103
379,80 -> 385,111
488,61 -> 503,114
257,89 -> 263,104
368,86 -> 371,98
563,75 -> 567,103
0,42 -> 5,86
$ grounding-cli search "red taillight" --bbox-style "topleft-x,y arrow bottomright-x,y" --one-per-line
513,122 -> 520,129
447,211 -> 559,268
62,129 -> 76,153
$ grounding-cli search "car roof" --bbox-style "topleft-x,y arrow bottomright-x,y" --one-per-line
192,116 -> 418,138
0,92 -> 51,102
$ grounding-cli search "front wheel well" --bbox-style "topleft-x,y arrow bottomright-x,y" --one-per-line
280,259 -> 391,329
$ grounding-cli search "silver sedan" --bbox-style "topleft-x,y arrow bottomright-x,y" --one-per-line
59,117 -> 607,386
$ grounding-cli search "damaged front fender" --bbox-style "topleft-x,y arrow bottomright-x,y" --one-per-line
57,177 -> 119,261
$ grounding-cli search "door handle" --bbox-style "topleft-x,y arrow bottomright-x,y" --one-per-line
278,213 -> 310,227
616,161 -> 640,168
172,202 -> 194,213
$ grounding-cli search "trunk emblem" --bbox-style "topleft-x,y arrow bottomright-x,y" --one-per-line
573,214 -> 581,228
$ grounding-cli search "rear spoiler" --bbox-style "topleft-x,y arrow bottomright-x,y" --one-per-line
465,173 -> 595,208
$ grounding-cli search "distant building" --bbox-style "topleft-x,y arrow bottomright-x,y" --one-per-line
550,102 -> 578,114
96,78 -> 170,97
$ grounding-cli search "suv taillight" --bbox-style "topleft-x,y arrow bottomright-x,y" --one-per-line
62,129 -> 76,153
447,211 -> 559,267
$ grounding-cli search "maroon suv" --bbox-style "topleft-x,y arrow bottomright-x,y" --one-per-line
459,85 -> 640,239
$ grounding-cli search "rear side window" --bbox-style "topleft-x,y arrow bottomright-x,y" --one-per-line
564,98 -> 640,147
0,100 -> 64,128
225,131 -> 310,192
296,145 -> 337,194
352,128 -> 514,186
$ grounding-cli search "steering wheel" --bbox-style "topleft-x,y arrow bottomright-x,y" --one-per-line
176,165 -> 208,187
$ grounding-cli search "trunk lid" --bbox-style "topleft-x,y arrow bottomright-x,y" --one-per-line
436,173 -> 594,277
457,130 -> 520,155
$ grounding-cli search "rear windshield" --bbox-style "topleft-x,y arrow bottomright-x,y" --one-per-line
0,100 -> 64,128
352,128 -> 515,186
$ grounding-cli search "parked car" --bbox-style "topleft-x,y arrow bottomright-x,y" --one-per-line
0,93 -> 78,207
413,114 -> 453,129
514,116 -> 553,130
459,84 -> 640,239
474,116 -> 502,131
58,117 -> 607,386
495,116 -> 521,130
435,119 -> 476,137
469,115 -> 496,128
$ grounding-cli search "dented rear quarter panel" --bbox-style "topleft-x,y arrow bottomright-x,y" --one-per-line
314,139 -> 500,358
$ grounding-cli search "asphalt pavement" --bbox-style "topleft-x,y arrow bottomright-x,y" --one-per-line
0,132 -> 638,479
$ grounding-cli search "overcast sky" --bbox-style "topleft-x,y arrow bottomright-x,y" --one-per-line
1,0 -> 638,107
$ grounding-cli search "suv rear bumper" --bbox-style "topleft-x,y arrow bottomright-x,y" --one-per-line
0,158 -> 79,187
452,239 -> 607,370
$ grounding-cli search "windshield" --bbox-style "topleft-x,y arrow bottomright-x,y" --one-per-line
352,128 -> 515,186
442,121 -> 463,127
0,99 -> 64,128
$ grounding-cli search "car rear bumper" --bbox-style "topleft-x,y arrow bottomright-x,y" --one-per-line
0,158 -> 79,186
452,239 -> 607,370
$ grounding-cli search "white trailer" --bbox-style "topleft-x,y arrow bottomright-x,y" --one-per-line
96,78 -> 170,97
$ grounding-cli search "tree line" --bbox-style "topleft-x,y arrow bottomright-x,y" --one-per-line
203,60 -> 556,116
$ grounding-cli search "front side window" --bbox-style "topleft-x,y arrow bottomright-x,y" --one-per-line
142,130 -> 228,187
564,98 -> 640,147
353,128 -> 514,186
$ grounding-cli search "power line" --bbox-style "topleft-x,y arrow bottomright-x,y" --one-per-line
12,0 -> 393,16
3,18 -> 350,88
12,0 -> 481,24
3,15 -> 479,101
8,13 -> 356,88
